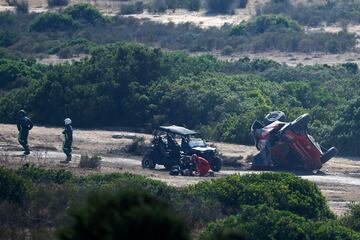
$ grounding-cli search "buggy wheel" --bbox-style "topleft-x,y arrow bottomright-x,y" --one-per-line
320,147 -> 338,164
142,156 -> 156,169
211,156 -> 222,172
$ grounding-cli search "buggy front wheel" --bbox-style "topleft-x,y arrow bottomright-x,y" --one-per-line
142,156 -> 156,169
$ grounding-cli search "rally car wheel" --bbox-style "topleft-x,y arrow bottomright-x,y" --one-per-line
142,156 -> 156,169
320,147 -> 338,164
291,114 -> 311,132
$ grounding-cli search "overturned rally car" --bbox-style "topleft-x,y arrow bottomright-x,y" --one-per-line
251,111 -> 338,171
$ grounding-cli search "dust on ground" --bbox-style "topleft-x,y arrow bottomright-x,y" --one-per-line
1,123 -> 360,215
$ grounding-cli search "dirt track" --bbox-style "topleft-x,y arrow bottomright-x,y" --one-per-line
1,124 -> 360,215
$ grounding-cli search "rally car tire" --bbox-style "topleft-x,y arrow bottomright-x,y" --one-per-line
320,147 -> 338,164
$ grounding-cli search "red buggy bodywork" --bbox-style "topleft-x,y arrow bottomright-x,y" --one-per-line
251,113 -> 338,171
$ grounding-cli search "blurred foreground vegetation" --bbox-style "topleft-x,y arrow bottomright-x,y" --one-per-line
0,163 -> 359,239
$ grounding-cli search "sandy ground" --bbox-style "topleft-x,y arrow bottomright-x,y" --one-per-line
1,123 -> 360,216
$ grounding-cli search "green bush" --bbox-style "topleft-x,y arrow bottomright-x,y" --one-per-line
231,14 -> 303,36
120,2 -> 144,14
186,172 -> 334,219
221,45 -> 234,55
199,205 -> 312,240
341,203 -> 360,232
0,30 -> 17,47
16,163 -> 72,184
237,0 -> 248,8
0,12 -> 16,25
63,3 -> 107,24
312,221 -> 360,240
57,190 -> 191,240
0,167 -> 29,205
29,12 -> 80,32
329,97 -> 360,155
47,0 -> 69,7
148,0 -> 168,13
186,0 -> 201,11
200,205 -> 360,240
205,0 -> 236,14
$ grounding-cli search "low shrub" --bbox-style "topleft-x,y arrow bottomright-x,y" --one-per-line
7,0 -> 29,13
200,205 -> 360,240
205,0 -> 236,14
199,205 -> 312,240
16,163 -> 72,184
238,0 -> 248,8
186,172 -> 334,220
231,14 -> 303,36
78,155 -> 101,169
312,221 -> 360,240
341,203 -> 360,232
57,190 -> 191,240
29,12 -> 80,32
0,30 -> 18,47
63,3 -> 108,24
186,0 -> 201,11
221,45 -> 234,56
120,2 -> 144,15
148,0 -> 168,13
47,0 -> 69,7
126,136 -> 149,155
0,12 -> 16,25
0,167 -> 29,205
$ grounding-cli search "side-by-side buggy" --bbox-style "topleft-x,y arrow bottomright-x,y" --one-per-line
141,125 -> 223,171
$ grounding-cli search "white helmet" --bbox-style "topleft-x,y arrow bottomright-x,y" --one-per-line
64,118 -> 72,125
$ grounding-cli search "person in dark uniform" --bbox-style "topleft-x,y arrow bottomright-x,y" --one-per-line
16,110 -> 33,155
61,118 -> 73,164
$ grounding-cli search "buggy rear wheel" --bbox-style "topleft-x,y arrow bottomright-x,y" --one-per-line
142,155 -> 156,169
211,156 -> 222,172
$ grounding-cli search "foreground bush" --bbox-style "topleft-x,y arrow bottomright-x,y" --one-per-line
200,205 -> 311,240
186,172 -> 334,219
17,163 -> 72,184
200,205 -> 360,240
57,190 -> 190,240
341,203 -> 360,232
0,167 -> 29,205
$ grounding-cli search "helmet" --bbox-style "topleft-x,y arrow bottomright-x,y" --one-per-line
18,110 -> 26,116
64,118 -> 72,125
191,154 -> 197,160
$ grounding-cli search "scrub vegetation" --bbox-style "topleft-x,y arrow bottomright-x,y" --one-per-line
0,164 -> 359,239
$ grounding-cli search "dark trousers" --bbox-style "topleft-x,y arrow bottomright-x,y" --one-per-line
63,143 -> 72,160
18,132 -> 29,153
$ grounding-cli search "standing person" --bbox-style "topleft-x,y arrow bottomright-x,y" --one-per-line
191,154 -> 212,176
16,110 -> 33,155
61,118 -> 73,164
